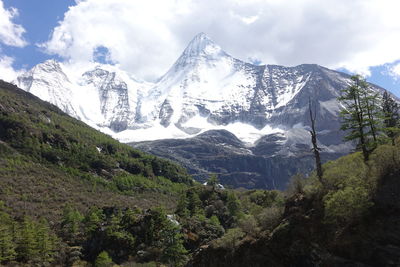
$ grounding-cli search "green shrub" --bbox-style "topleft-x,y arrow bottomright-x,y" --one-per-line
322,152 -> 368,189
256,206 -> 284,230
238,215 -> 259,236
213,228 -> 245,250
323,185 -> 372,224
286,173 -> 306,196
369,144 -> 400,180
94,251 -> 113,267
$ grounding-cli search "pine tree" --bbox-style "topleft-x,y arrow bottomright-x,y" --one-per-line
16,216 -> 39,262
338,75 -> 380,161
35,218 -> 56,264
187,191 -> 203,216
61,204 -> 83,243
206,173 -> 219,190
105,211 -> 135,253
226,192 -> 241,218
161,224 -> 187,267
176,192 -> 189,218
144,207 -> 170,246
84,207 -> 104,235
94,251 -> 113,267
382,91 -> 400,145
361,86 -> 383,148
0,208 -> 16,263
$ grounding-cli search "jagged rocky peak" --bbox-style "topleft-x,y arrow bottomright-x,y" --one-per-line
16,59 -> 69,89
82,67 -> 129,92
82,67 -> 132,132
83,67 -> 113,83
34,59 -> 64,73
14,59 -> 79,117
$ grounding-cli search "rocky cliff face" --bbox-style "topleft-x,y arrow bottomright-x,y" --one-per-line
81,68 -> 132,131
132,129 -> 344,189
14,33 -> 389,189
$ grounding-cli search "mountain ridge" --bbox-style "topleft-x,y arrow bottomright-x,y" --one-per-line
12,32 -> 391,188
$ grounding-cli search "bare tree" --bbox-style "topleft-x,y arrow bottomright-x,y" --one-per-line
309,98 -> 323,184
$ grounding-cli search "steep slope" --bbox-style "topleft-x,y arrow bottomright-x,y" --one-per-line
0,80 -> 192,220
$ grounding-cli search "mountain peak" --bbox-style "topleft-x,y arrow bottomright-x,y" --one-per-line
191,32 -> 213,44
165,32 -> 229,71
182,32 -> 225,58
33,59 -> 63,74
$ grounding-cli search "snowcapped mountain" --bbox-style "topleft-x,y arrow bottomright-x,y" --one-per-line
15,60 -> 152,133
14,32 -> 355,146
13,32 -> 388,188
16,60 -> 79,118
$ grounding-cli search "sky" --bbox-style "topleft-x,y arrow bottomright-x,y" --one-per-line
0,0 -> 400,96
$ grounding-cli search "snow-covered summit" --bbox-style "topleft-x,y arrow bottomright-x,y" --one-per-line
176,32 -> 229,65
16,60 -> 78,117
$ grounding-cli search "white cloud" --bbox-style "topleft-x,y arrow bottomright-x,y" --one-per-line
0,0 -> 26,47
389,63 -> 400,81
0,55 -> 23,82
42,0 -> 400,80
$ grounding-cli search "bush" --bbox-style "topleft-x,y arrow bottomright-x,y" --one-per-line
248,190 -> 282,207
369,144 -> 400,180
94,251 -> 113,267
321,152 -> 368,189
286,174 -> 306,196
256,206 -> 284,230
323,185 -> 372,225
238,215 -> 259,236
213,228 -> 245,250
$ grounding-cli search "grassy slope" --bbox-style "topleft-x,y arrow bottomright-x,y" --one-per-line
0,80 -> 193,221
